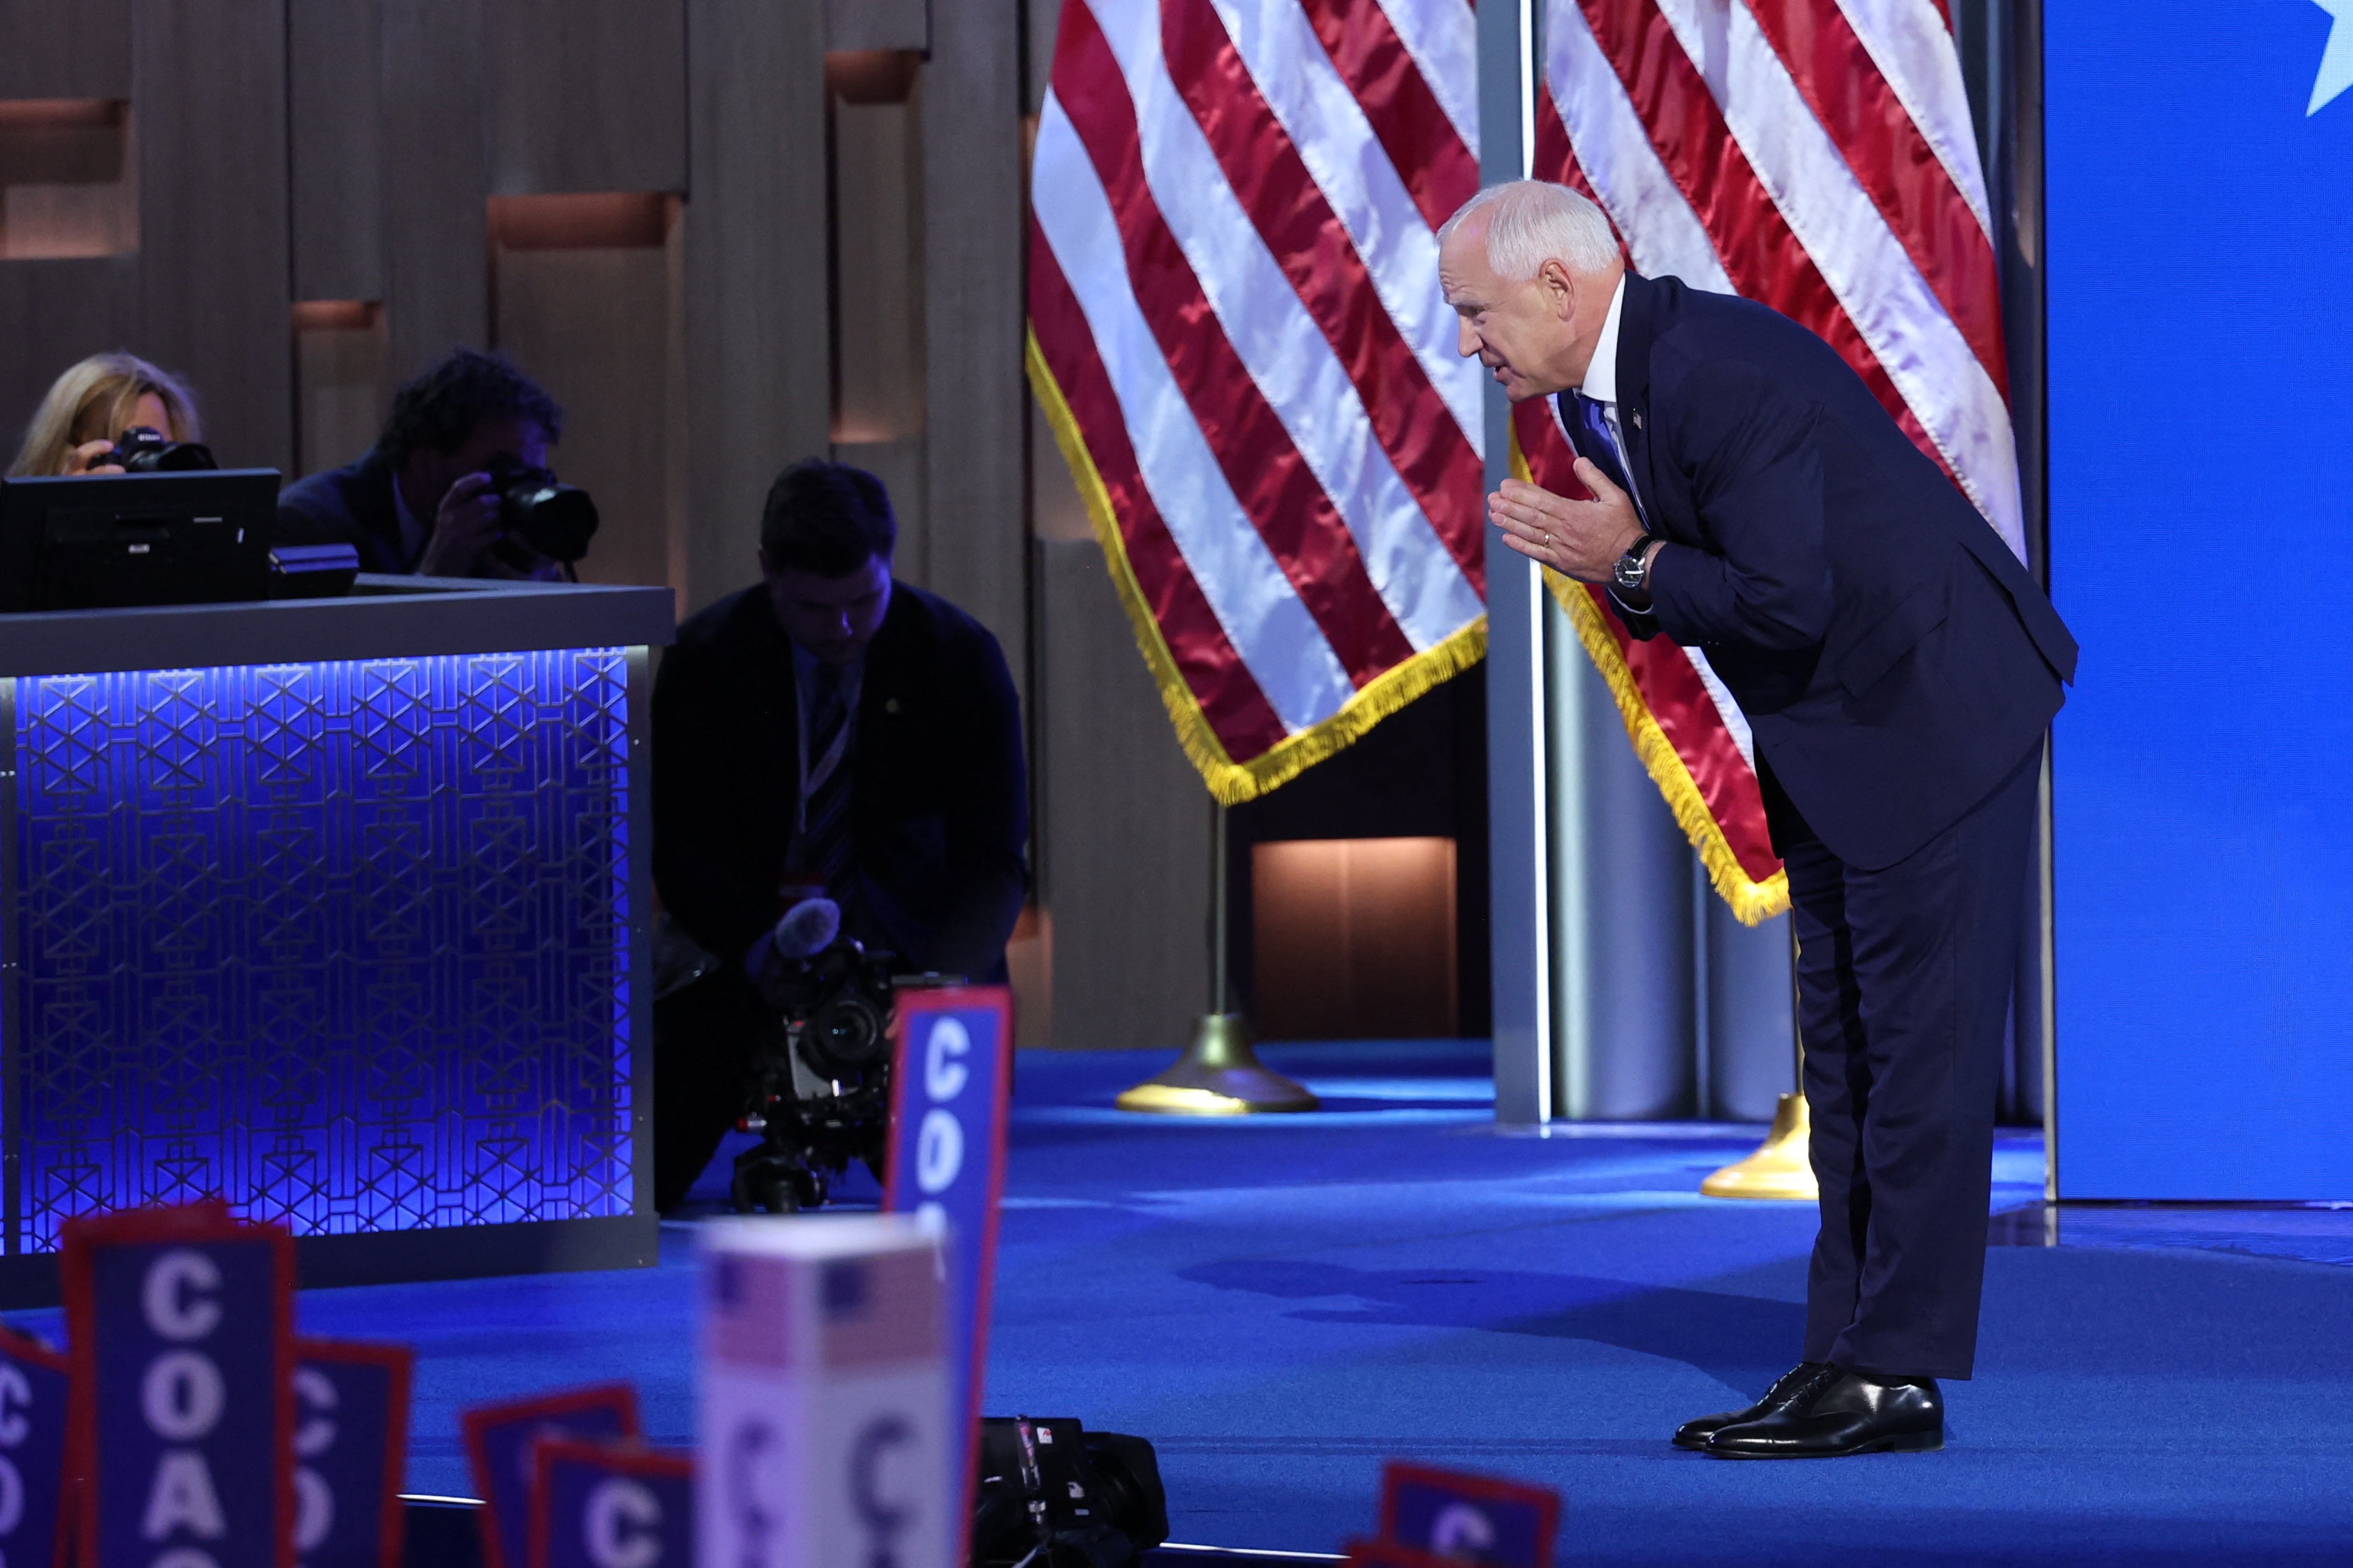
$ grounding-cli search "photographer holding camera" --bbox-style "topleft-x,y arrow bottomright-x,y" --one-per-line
650,458 -> 1028,1211
8,353 -> 209,478
275,348 -> 590,579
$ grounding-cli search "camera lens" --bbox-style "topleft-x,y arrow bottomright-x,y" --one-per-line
800,993 -> 888,1079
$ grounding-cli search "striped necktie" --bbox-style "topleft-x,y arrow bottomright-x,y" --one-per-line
800,661 -> 857,908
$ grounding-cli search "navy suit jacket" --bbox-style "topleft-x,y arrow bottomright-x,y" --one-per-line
653,580 -> 1028,983
1568,273 -> 2078,870
274,450 -> 413,574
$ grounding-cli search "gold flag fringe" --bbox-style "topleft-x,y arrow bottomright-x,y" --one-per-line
1026,327 -> 1487,806
1512,432 -> 1789,926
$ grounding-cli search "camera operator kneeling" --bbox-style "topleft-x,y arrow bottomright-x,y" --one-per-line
274,348 -> 593,580
651,459 -> 1028,1213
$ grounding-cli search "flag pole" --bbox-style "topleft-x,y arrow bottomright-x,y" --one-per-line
1116,804 -> 1317,1115
1700,925 -> 1816,1200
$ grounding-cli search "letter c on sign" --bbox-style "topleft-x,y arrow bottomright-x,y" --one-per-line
915,1108 -> 963,1196
585,1476 -> 663,1568
0,1363 -> 30,1447
1430,1502 -> 1496,1555
924,1017 -> 971,1102
143,1250 -> 223,1343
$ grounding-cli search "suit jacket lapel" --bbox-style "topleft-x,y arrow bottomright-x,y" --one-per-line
1615,272 -> 1666,531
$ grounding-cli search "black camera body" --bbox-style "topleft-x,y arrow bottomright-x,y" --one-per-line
972,1417 -> 1170,1568
731,935 -> 954,1214
95,426 -> 216,473
481,452 -> 597,567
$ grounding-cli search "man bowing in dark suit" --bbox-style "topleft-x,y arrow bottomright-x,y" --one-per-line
1438,181 -> 2077,1458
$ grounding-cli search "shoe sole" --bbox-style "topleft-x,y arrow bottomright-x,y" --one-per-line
1704,1430 -> 1943,1460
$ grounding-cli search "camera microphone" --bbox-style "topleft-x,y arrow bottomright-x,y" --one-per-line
772,896 -> 841,961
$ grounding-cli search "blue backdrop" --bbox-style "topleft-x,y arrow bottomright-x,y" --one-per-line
2050,2 -> 2353,1197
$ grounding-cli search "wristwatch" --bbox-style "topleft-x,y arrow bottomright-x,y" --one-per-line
1612,536 -> 1658,596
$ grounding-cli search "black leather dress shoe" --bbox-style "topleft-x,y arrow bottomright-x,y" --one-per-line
1704,1366 -> 1943,1458
1671,1362 -> 1834,1451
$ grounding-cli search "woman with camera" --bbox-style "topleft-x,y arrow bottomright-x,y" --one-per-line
7,353 -> 204,478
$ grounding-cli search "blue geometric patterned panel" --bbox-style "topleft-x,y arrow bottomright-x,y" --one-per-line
7,649 -> 634,1252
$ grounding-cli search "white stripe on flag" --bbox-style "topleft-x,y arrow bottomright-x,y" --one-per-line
1830,0 -> 1996,239
1086,0 -> 1484,651
1373,0 -> 1482,159
1544,2 -> 1738,295
1206,0 -> 1487,456
1680,645 -> 1757,769
1034,95 -> 1355,731
1651,0 -> 2023,556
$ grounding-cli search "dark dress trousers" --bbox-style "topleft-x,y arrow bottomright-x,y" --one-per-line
1567,274 -> 2079,1379
649,579 -> 1028,1208
274,450 -> 415,574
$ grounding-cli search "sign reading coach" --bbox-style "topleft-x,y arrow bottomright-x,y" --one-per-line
64,1201 -> 298,1568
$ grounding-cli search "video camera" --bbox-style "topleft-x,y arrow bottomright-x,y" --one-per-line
730,896 -> 956,1214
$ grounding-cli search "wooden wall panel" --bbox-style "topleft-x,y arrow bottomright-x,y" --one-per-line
134,0 -> 291,474
288,0 -> 384,303
495,239 -> 677,592
680,0 -> 829,612
1040,538 -> 1211,1049
0,258 -> 135,464
825,0 -> 927,52
921,0 -> 1028,706
489,0 -> 687,196
382,0 -> 489,381
0,0 -> 133,100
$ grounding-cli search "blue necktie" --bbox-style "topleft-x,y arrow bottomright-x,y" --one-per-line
1574,393 -> 1636,502
800,663 -> 857,909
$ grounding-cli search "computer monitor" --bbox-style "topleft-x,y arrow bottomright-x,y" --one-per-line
0,469 -> 280,613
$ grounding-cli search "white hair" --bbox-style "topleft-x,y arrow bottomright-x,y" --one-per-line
1437,180 -> 1621,281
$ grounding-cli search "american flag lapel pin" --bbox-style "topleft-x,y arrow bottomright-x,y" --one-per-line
1632,408 -> 1644,430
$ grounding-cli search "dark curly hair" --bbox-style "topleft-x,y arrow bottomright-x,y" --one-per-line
375,348 -> 563,465
760,459 -> 897,576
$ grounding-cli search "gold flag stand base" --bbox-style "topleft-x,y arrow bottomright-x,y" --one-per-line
1700,1092 -> 1818,1201
1115,1014 -> 1319,1116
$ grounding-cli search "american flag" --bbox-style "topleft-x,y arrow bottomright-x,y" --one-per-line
1518,0 -> 2019,922
1026,0 -> 2016,909
1026,0 -> 1489,804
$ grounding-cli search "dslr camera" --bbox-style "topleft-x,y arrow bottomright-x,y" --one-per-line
92,425 -> 216,473
731,896 -> 954,1214
480,452 -> 598,572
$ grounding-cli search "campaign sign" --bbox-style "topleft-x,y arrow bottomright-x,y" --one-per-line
1378,1463 -> 1558,1568
293,1340 -> 412,1568
62,1201 -> 299,1568
880,985 -> 1012,1533
528,1439 -> 691,1568
697,1215 -> 950,1568
0,1327 -> 71,1568
462,1386 -> 641,1568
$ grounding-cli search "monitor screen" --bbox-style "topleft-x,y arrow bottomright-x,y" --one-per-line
0,469 -> 280,613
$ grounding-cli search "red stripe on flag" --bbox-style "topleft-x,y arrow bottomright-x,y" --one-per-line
1743,0 -> 2008,395
1055,2 -> 1417,688
1576,0 -> 1960,488
1030,226 -> 1292,760
1298,0 -> 1480,230
1163,0 -> 1485,591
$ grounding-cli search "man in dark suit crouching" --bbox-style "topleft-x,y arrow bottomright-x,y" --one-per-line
1438,181 -> 2077,1458
651,459 -> 1027,1210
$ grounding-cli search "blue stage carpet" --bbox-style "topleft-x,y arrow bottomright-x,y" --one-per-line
18,1040 -> 2353,1563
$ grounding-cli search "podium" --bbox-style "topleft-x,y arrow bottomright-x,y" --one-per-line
0,576 -> 672,1304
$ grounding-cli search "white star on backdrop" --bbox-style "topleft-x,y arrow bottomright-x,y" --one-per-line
2315,0 -> 2353,114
